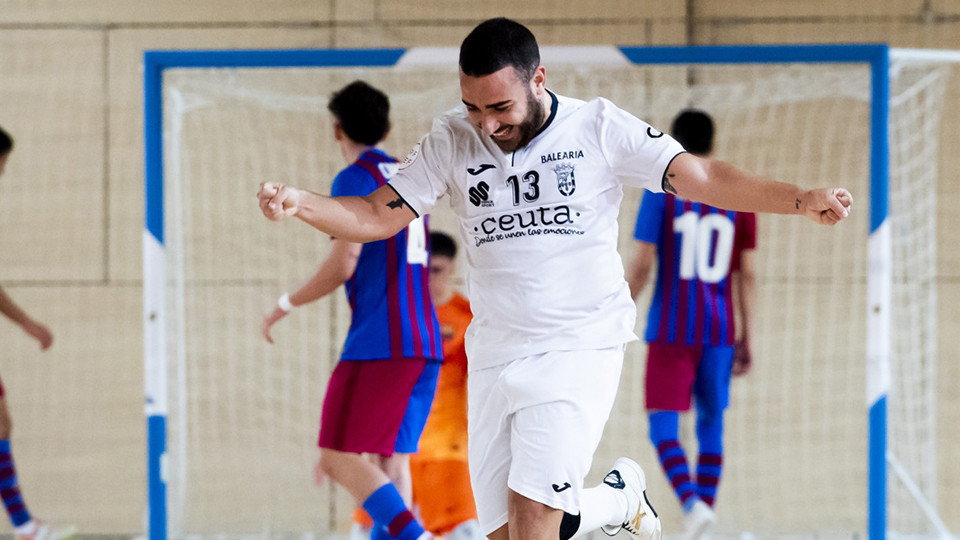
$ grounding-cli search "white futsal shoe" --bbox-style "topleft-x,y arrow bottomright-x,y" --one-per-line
348,523 -> 371,540
680,500 -> 717,540
445,519 -> 483,540
600,457 -> 662,540
14,520 -> 76,540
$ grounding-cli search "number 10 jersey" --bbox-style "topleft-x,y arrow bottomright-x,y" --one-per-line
633,192 -> 758,346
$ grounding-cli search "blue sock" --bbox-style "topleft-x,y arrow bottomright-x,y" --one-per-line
362,483 -> 425,540
0,439 -> 31,527
648,411 -> 697,511
694,404 -> 724,507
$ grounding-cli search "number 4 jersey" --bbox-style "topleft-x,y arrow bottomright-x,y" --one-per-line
633,191 -> 757,346
331,148 -> 442,362
387,91 -> 684,371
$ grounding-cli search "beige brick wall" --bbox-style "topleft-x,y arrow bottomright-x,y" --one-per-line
0,0 -> 956,535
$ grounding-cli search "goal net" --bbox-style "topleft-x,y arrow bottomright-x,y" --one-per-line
145,46 -> 956,539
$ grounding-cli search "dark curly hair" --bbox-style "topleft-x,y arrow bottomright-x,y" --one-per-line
327,81 -> 391,146
459,18 -> 540,83
0,125 -> 13,157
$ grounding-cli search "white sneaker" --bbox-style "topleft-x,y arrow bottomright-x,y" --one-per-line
445,519 -> 483,540
14,520 -> 76,540
348,523 -> 371,540
600,457 -> 661,540
680,500 -> 716,540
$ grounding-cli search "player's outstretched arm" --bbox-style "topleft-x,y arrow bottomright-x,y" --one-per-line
258,182 -> 416,242
0,285 -> 53,350
262,239 -> 362,344
731,249 -> 756,376
664,153 -> 853,225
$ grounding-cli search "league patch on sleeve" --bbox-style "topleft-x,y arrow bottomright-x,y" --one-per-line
398,140 -> 422,171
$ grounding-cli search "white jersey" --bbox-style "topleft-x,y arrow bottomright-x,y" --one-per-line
388,91 -> 685,371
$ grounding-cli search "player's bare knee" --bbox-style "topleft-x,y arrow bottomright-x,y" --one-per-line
319,448 -> 349,480
487,523 -> 509,540
379,453 -> 409,484
508,490 -> 563,538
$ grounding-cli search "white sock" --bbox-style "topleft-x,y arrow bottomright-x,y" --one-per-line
571,485 -> 628,539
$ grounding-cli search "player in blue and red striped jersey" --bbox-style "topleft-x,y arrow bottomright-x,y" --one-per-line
0,126 -> 74,540
261,81 -> 441,540
627,110 -> 757,540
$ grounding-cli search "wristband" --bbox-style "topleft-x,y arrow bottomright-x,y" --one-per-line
277,293 -> 295,313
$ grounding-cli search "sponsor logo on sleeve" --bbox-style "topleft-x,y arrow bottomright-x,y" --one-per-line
398,140 -> 422,171
646,126 -> 664,138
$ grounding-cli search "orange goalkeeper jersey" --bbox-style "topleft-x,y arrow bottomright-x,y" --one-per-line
414,292 -> 471,462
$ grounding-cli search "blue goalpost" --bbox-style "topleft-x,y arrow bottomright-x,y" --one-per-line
144,44 -> 896,540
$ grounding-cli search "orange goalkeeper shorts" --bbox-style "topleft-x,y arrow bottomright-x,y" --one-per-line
410,459 -> 477,535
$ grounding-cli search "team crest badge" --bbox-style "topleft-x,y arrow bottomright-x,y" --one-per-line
554,163 -> 576,197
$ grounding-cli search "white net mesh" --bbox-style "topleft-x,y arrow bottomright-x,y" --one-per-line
157,50 -> 952,539
886,59 -> 947,539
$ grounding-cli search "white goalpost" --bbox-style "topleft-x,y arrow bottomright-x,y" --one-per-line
143,45 -> 958,540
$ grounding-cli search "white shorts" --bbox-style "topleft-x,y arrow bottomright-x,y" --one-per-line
467,345 -> 624,535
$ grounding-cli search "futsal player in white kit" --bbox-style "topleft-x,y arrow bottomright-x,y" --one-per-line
258,18 -> 853,540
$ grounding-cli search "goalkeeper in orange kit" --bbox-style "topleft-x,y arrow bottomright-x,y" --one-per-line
410,231 -> 479,539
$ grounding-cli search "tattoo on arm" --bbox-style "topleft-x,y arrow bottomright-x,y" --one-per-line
795,198 -> 801,210
386,198 -> 405,210
662,173 -> 678,195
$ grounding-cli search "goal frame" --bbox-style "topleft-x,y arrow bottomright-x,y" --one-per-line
143,43 -> 913,540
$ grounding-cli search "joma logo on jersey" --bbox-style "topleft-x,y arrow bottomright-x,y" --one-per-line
468,181 -> 494,207
467,163 -> 496,176
541,149 -> 584,164
554,163 -> 576,197
474,204 -> 577,234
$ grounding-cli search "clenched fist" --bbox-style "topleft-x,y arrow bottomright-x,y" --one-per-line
258,182 -> 302,221
800,188 -> 853,225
